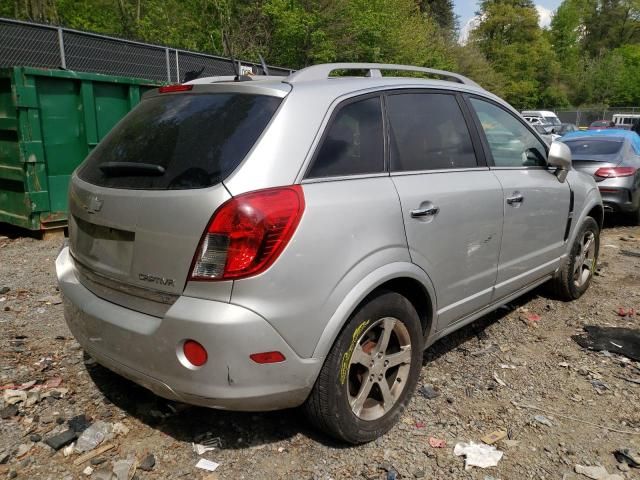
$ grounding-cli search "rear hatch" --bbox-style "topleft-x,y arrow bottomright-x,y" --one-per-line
68,86 -> 283,316
562,138 -> 624,179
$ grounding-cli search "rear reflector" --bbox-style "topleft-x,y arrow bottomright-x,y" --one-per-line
189,186 -> 305,281
594,167 -> 636,178
250,351 -> 286,364
183,340 -> 208,366
598,187 -> 618,193
159,84 -> 193,94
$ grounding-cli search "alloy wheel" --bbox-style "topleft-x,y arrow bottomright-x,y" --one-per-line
574,230 -> 596,288
346,317 -> 412,421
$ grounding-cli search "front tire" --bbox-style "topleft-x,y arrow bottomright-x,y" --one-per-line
304,291 -> 424,444
551,217 -> 600,300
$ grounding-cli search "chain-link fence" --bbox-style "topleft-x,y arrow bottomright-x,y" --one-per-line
556,107 -> 640,128
0,17 -> 292,82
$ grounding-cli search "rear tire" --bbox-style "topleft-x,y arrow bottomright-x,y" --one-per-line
304,291 -> 424,444
551,217 -> 599,301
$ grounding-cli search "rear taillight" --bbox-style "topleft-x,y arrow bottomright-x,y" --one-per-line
159,84 -> 193,93
189,186 -> 305,281
594,167 -> 636,178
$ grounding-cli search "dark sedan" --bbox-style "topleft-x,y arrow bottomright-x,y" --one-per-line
562,130 -> 640,224
589,120 -> 615,130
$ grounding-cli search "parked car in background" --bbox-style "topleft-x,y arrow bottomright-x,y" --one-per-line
56,63 -> 603,444
562,129 -> 640,224
589,120 -> 616,130
557,123 -> 579,136
533,124 -> 561,144
612,113 -> 640,130
522,110 -> 562,130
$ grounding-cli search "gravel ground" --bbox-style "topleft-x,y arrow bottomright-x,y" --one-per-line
0,222 -> 639,480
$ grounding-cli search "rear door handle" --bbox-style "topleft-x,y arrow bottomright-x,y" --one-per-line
410,206 -> 440,218
506,194 -> 524,205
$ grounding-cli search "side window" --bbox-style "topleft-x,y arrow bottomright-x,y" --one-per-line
307,96 -> 384,178
470,98 -> 547,167
387,93 -> 478,171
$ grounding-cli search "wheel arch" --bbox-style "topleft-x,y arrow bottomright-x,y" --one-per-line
587,204 -> 604,230
311,262 -> 437,359
567,190 -> 603,250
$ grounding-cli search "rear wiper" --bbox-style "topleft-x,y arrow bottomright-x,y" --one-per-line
99,162 -> 166,176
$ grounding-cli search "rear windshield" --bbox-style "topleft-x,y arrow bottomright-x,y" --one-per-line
564,139 -> 623,156
78,93 -> 281,189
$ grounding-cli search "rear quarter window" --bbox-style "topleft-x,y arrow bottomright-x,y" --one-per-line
77,93 -> 281,190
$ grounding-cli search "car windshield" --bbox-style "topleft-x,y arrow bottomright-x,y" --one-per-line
591,121 -> 610,127
533,125 -> 547,134
543,116 -> 561,125
563,139 -> 623,157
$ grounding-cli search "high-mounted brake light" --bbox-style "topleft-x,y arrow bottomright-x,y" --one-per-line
594,167 -> 636,178
189,186 -> 305,281
159,84 -> 193,94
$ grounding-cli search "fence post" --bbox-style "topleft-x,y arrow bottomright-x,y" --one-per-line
165,47 -> 171,82
57,27 -> 66,69
175,49 -> 180,83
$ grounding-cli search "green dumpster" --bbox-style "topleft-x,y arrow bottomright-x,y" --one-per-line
0,66 -> 160,231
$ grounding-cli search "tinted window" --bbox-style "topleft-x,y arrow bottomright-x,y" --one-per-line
78,93 -> 281,190
564,139 -> 623,156
470,98 -> 547,167
387,93 -> 477,171
307,97 -> 384,178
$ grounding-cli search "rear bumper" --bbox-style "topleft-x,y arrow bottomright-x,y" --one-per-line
597,186 -> 638,213
56,247 -> 321,411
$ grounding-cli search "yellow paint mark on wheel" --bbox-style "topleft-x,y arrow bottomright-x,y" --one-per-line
340,319 -> 370,385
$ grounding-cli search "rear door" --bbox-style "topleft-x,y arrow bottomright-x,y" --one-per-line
68,89 -> 283,315
387,90 -> 504,330
466,96 -> 570,299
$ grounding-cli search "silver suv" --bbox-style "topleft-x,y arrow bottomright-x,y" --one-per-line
56,63 -> 603,443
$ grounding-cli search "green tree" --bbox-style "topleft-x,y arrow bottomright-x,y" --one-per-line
418,0 -> 456,33
582,0 -> 640,56
469,0 -> 561,107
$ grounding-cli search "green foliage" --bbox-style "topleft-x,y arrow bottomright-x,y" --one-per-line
419,0 -> 456,33
3,0 -> 639,108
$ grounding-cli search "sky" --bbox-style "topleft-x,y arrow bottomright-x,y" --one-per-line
454,0 -> 563,42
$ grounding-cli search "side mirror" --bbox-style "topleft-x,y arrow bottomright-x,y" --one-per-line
548,141 -> 571,183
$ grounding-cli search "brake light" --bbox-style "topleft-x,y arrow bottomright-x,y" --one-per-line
594,167 -> 636,178
159,84 -> 193,93
189,186 -> 305,281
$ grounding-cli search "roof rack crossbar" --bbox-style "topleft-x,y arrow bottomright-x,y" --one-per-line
286,63 -> 480,88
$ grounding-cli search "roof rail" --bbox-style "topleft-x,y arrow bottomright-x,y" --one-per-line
286,63 -> 481,88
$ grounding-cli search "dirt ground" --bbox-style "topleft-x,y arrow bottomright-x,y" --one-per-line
0,221 -> 639,480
